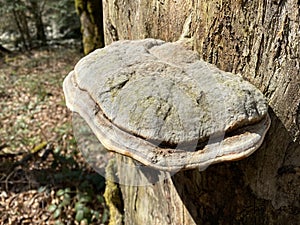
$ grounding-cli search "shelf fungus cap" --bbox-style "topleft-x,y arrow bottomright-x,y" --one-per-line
63,39 -> 270,171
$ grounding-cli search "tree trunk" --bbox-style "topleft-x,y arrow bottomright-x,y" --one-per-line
102,0 -> 300,224
12,7 -> 32,50
28,0 -> 47,45
75,0 -> 105,54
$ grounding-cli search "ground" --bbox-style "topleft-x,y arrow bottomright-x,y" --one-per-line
0,44 -> 109,225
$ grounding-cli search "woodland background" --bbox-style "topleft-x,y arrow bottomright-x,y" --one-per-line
0,0 -> 108,224
0,0 -> 299,225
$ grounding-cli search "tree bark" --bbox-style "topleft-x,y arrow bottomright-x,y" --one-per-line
75,0 -> 105,54
102,0 -> 300,224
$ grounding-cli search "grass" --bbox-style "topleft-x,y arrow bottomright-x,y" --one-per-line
0,45 -> 109,225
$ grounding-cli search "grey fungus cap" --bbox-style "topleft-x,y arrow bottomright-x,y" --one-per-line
63,39 -> 270,171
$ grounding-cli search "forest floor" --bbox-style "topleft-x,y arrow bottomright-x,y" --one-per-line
0,45 -> 109,225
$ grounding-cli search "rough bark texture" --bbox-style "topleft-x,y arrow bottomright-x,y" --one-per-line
75,0 -> 105,54
102,0 -> 300,224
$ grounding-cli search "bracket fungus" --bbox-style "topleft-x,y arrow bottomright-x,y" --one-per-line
63,39 -> 270,172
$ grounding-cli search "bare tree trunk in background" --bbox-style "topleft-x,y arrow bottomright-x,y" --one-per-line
12,7 -> 32,50
75,0 -> 105,54
101,0 -> 300,224
28,0 -> 47,45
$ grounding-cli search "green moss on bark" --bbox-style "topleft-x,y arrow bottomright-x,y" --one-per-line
75,0 -> 104,54
75,0 -> 85,14
103,159 -> 124,225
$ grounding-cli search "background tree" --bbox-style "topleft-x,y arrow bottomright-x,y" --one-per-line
0,0 -> 80,51
0,0 -> 45,50
100,0 -> 300,224
26,0 -> 47,45
11,0 -> 32,50
75,0 -> 104,54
